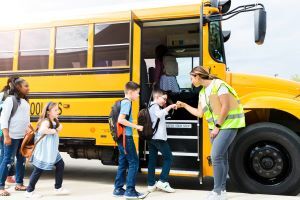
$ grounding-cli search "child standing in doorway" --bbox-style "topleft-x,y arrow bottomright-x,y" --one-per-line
147,89 -> 176,193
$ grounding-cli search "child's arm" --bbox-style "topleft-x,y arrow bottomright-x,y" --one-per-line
56,123 -> 63,132
39,120 -> 57,135
118,100 -> 143,131
118,114 -> 143,131
153,104 -> 177,119
176,101 -> 203,118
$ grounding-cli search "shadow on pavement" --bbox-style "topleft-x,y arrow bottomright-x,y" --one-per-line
24,153 -> 239,192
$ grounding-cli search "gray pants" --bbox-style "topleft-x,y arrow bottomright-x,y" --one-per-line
210,128 -> 238,194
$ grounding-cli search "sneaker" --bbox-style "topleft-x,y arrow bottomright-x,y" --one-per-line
124,190 -> 146,199
147,184 -> 156,193
220,190 -> 227,200
6,176 -> 16,184
24,191 -> 43,199
206,191 -> 221,200
54,187 -> 70,195
156,181 -> 175,193
113,188 -> 126,197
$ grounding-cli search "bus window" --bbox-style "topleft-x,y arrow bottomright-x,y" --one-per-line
19,29 -> 50,70
177,57 -> 192,89
0,31 -> 14,71
55,25 -> 88,69
176,57 -> 199,89
209,21 -> 225,63
94,22 -> 129,67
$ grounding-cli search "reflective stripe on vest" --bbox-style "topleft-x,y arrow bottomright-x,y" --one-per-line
200,79 -> 246,130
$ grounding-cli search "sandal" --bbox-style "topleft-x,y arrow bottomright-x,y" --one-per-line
0,190 -> 10,196
15,185 -> 27,191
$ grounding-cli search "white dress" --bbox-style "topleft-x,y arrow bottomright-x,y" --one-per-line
30,120 -> 62,170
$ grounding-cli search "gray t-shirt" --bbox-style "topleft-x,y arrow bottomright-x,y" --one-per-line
0,96 -> 30,139
149,102 -> 169,141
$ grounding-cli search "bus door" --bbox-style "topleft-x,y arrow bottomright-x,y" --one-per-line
137,17 -> 203,179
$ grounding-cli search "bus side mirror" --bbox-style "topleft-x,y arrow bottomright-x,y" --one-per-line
254,8 -> 267,45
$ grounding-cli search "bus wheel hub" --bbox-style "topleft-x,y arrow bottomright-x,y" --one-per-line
251,145 -> 284,179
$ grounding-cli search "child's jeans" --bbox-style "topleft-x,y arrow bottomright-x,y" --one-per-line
114,136 -> 139,192
147,139 -> 173,186
0,136 -> 15,177
27,159 -> 65,192
0,138 -> 25,189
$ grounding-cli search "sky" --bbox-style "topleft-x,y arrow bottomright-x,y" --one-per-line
0,0 -> 299,80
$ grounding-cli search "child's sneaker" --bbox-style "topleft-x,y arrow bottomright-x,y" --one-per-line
220,190 -> 227,200
147,184 -> 156,192
54,187 -> 70,195
156,180 -> 175,193
113,188 -> 126,197
24,191 -> 43,199
206,191 -> 221,200
124,190 -> 146,199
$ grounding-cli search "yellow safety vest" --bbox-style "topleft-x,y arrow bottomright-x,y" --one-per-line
199,79 -> 245,130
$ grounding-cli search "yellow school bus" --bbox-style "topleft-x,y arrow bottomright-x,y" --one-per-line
0,0 -> 299,195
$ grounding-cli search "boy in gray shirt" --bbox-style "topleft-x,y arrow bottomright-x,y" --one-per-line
147,89 -> 177,193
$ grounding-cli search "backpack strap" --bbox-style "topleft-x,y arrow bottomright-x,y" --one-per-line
30,121 -> 55,158
2,91 -> 9,102
10,96 -> 19,119
120,98 -> 132,154
153,118 -> 160,135
149,103 -> 161,135
31,134 -> 46,157
7,96 -> 19,126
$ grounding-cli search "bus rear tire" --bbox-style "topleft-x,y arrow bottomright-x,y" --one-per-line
229,122 -> 300,195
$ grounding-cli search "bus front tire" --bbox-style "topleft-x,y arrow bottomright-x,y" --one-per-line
229,122 -> 300,195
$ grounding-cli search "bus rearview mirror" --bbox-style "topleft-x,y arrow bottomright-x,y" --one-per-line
254,9 -> 267,45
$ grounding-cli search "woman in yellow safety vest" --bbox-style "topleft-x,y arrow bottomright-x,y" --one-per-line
176,66 -> 245,200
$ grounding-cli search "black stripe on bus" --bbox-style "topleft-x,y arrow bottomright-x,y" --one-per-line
30,116 -> 109,123
0,68 -> 130,77
29,91 -> 124,99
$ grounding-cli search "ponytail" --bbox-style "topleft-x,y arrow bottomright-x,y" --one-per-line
1,75 -> 20,93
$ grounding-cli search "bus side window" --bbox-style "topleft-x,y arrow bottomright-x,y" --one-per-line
19,28 -> 50,70
0,31 -> 15,71
55,25 -> 88,69
176,57 -> 199,89
209,22 -> 225,63
94,22 -> 130,67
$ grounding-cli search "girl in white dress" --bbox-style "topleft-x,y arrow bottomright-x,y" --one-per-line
25,102 -> 70,198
